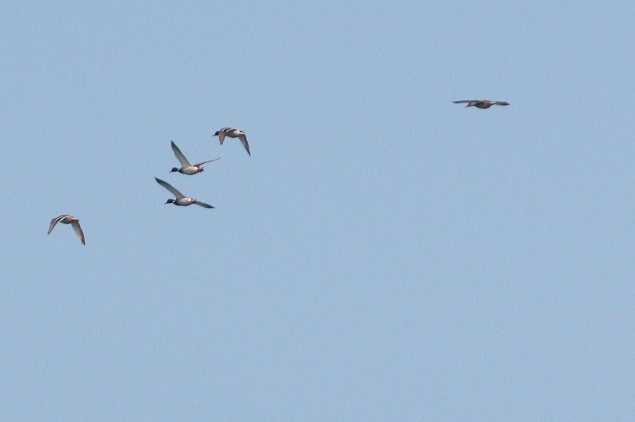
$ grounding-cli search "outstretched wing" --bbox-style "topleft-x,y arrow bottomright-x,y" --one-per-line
171,141 -> 191,167
453,100 -> 475,104
194,200 -> 214,209
71,221 -> 85,245
155,177 -> 185,198
47,215 -> 65,235
238,135 -> 251,156
494,101 -> 510,106
194,157 -> 221,167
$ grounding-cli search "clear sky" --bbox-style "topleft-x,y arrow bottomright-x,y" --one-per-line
1,2 -> 634,421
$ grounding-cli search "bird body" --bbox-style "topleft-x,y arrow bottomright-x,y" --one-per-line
170,140 -> 219,175
214,127 -> 250,156
155,177 -> 214,208
48,214 -> 85,245
453,100 -> 509,109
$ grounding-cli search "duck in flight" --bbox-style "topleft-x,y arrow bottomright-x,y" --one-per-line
170,140 -> 220,175
155,177 -> 214,208
214,127 -> 250,156
453,100 -> 510,109
47,214 -> 85,245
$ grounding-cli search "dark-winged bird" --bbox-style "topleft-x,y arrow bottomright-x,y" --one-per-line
453,100 -> 510,109
48,214 -> 85,245
169,140 -> 220,175
155,177 -> 214,208
213,127 -> 250,156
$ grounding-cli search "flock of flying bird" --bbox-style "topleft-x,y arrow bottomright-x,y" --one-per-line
48,99 -> 509,245
47,127 -> 252,245
154,127 -> 250,208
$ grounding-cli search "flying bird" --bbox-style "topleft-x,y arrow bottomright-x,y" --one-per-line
170,140 -> 220,175
155,177 -> 214,208
47,214 -> 85,245
453,100 -> 510,109
214,127 -> 250,156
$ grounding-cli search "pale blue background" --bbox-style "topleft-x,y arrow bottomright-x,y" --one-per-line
1,2 -> 634,421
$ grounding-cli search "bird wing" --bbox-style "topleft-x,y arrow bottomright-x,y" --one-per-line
453,100 -> 474,104
239,135 -> 251,156
47,215 -> 65,235
194,157 -> 221,167
218,131 -> 226,144
155,177 -> 185,198
494,101 -> 510,106
194,200 -> 214,209
171,141 -> 191,167
71,220 -> 85,245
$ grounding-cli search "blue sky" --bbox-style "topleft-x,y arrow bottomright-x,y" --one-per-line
1,2 -> 634,420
